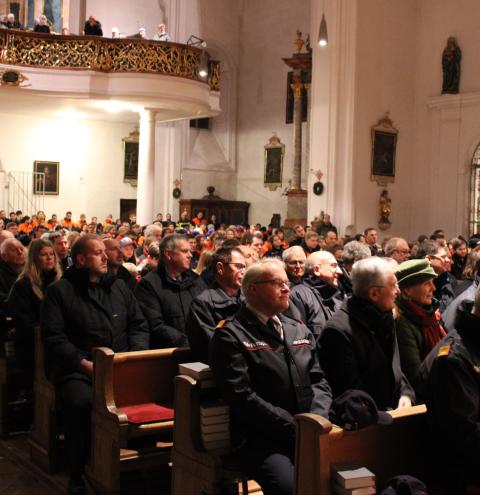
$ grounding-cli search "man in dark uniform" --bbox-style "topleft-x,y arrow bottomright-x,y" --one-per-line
41,234 -> 149,492
210,258 -> 332,495
135,234 -> 207,348
186,246 -> 245,363
49,231 -> 73,273
318,256 -> 415,410
422,288 -> 480,493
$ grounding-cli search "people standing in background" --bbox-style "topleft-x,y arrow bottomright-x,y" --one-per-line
153,23 -> 171,42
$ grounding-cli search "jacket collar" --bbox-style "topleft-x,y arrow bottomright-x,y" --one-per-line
455,300 -> 480,350
63,266 -> 115,291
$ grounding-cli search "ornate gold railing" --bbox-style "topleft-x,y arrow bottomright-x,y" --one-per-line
0,30 -> 220,90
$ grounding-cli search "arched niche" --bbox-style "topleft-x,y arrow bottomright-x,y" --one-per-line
470,143 -> 480,236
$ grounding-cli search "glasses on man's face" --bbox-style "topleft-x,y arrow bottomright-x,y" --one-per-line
432,254 -> 450,261
319,262 -> 338,270
253,279 -> 292,289
371,282 -> 399,291
285,260 -> 305,266
227,262 -> 246,270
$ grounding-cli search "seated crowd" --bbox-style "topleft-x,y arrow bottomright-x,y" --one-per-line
0,11 -> 172,41
1,207 -> 480,494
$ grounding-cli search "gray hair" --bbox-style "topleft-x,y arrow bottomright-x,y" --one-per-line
342,241 -> 371,265
417,240 -> 441,258
0,237 -> 22,256
159,233 -> 187,260
351,257 -> 394,299
384,237 -> 406,257
144,224 -> 162,238
242,258 -> 285,302
282,245 -> 306,262
305,250 -> 335,273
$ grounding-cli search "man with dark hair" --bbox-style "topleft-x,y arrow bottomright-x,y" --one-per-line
288,224 -> 305,247
210,259 -> 332,495
41,234 -> 149,490
186,246 -> 245,362
49,231 -> 73,273
364,227 -> 379,255
135,233 -> 207,348
103,238 -> 137,291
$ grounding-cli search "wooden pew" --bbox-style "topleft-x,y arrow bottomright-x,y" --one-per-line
86,346 -> 192,495
294,405 -> 429,495
29,326 -> 60,472
171,374 -> 253,495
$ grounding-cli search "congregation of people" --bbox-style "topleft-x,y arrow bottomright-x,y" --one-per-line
1,206 -> 480,494
0,11 -> 171,41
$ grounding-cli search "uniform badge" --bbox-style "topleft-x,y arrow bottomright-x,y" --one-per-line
437,344 -> 451,357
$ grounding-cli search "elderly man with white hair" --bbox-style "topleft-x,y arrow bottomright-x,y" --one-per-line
210,258 -> 332,495
283,246 -> 331,340
318,257 -> 415,411
5,12 -> 22,29
304,250 -> 344,319
0,237 -> 26,308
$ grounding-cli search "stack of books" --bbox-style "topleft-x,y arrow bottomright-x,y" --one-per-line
200,400 -> 230,454
178,362 -> 216,388
331,462 -> 376,495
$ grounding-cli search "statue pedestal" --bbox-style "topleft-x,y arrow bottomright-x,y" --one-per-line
284,189 -> 308,228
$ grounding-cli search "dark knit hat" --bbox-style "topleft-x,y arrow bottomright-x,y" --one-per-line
395,259 -> 436,290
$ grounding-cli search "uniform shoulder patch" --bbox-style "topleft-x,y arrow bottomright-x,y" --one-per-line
215,319 -> 226,329
437,344 -> 451,358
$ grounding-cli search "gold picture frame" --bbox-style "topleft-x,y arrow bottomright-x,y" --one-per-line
264,133 -> 285,191
33,161 -> 59,195
371,112 -> 398,186
123,127 -> 139,186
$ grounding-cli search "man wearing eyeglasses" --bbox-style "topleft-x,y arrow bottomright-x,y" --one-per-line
384,237 -> 411,264
417,240 -> 455,313
186,246 -> 246,363
318,257 -> 415,411
210,258 -> 332,495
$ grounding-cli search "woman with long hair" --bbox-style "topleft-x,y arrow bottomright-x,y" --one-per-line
8,238 -> 62,373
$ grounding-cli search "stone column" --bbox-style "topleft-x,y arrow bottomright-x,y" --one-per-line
291,73 -> 303,191
136,109 -> 156,226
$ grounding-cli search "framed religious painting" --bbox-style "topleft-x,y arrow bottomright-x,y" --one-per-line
264,133 -> 285,191
123,127 -> 139,186
371,113 -> 398,186
33,160 -> 59,195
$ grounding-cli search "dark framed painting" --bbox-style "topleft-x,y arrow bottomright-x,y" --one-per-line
123,128 -> 139,185
264,133 -> 285,191
371,113 -> 398,185
33,161 -> 59,195
285,71 -> 308,124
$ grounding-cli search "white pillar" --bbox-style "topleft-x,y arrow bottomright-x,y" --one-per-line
136,109 -> 156,225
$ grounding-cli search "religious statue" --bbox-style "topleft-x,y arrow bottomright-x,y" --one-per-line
442,37 -> 461,94
378,189 -> 392,230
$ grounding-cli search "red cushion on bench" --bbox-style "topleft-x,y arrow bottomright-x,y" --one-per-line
119,403 -> 174,424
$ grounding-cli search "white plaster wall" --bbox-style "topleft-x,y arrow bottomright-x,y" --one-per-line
0,112 -> 137,220
352,0 -> 417,239
236,0 -> 310,226
412,0 -> 480,238
84,0 -> 165,38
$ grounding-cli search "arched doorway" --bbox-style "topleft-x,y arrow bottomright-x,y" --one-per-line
470,143 -> 480,236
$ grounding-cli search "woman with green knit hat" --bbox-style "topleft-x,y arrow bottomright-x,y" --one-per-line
394,259 -> 446,399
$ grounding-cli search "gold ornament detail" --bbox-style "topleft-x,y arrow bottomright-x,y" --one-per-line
0,31 -> 220,90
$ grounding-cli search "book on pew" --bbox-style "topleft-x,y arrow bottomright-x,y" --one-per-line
332,481 -> 376,495
201,413 -> 229,426
200,400 -> 229,417
179,362 -> 214,380
201,421 -> 230,434
331,462 -> 375,490
201,430 -> 230,442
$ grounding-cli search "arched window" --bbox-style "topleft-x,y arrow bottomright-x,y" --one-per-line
470,144 -> 480,236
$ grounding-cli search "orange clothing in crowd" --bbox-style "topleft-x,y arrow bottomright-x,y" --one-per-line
61,219 -> 73,229
46,221 -> 58,230
76,220 -> 87,229
18,222 -> 33,235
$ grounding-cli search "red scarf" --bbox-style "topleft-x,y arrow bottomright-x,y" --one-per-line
400,300 -> 446,359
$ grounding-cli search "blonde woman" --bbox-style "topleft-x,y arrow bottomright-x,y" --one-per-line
8,239 -> 61,372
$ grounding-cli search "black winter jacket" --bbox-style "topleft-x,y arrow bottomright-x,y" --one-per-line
135,263 -> 207,348
41,267 -> 149,382
0,260 -> 19,310
185,283 -> 243,363
318,297 -> 415,410
210,307 -> 332,449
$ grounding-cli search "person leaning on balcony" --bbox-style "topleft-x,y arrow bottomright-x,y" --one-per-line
33,15 -> 50,33
153,23 -> 171,42
5,13 -> 22,29
83,15 -> 103,36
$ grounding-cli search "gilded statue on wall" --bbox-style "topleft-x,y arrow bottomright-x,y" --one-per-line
442,37 -> 461,94
378,189 -> 392,231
